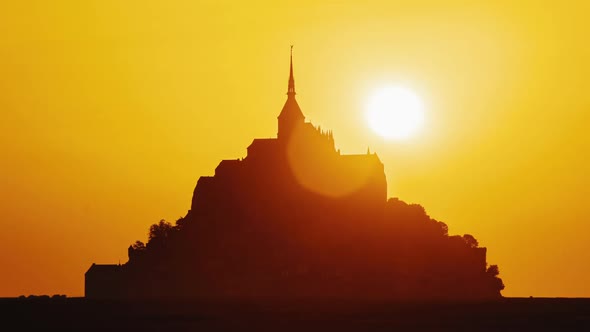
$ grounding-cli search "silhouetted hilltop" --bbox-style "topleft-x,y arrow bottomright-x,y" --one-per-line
86,50 -> 504,301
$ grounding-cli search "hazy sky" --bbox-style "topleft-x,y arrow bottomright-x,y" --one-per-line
1,1 -> 589,297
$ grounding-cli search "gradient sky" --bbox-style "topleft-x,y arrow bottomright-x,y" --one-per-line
1,1 -> 589,297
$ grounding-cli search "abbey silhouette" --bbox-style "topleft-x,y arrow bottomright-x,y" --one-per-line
86,49 -> 504,300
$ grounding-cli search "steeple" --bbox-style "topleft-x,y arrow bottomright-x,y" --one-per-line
288,45 -> 295,96
278,46 -> 305,140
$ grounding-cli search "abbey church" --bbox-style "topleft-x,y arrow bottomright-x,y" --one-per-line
86,51 -> 503,301
190,48 -> 386,220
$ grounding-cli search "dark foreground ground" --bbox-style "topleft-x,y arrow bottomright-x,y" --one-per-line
1,297 -> 589,331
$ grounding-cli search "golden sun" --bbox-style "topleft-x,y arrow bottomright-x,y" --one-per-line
366,86 -> 424,140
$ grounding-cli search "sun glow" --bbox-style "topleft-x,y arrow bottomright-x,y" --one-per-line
366,86 -> 425,140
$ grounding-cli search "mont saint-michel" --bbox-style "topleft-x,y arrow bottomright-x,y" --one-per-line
85,51 -> 504,301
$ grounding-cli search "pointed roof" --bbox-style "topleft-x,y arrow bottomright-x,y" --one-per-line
288,45 -> 296,96
278,46 -> 305,121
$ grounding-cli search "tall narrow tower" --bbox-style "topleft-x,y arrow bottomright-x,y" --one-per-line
278,46 -> 305,140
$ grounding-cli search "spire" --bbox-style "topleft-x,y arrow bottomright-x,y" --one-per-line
288,45 -> 295,96
278,45 -> 304,139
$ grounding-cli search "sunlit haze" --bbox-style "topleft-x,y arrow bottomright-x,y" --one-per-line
1,1 -> 589,298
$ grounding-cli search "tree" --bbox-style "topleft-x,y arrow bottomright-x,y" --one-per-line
175,216 -> 187,229
131,241 -> 146,251
462,234 -> 479,248
437,221 -> 449,236
148,219 -> 173,247
486,264 -> 500,277
128,241 -> 147,262
486,264 -> 505,292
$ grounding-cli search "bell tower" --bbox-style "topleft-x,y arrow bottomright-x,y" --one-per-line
277,46 -> 305,141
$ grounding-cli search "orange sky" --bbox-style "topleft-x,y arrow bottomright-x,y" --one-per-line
1,1 -> 589,297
